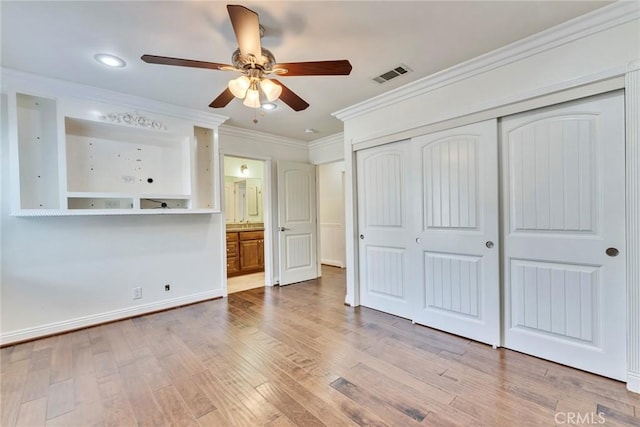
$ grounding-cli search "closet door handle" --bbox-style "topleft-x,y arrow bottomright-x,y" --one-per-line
279,227 -> 289,232
359,234 -> 365,240
486,241 -> 494,249
606,247 -> 619,257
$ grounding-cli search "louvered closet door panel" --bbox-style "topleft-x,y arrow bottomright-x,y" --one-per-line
411,120 -> 500,346
357,140 -> 414,319
502,91 -> 626,380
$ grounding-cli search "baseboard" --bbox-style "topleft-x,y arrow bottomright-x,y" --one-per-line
628,371 -> 640,394
0,290 -> 224,346
321,259 -> 346,268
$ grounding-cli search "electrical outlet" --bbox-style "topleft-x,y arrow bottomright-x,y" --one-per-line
164,284 -> 171,291
133,287 -> 142,299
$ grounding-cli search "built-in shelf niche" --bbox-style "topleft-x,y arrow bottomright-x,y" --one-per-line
9,90 -> 221,216
68,196 -> 134,210
65,117 -> 190,197
13,93 -> 61,210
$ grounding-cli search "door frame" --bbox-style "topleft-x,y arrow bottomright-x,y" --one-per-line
221,153 -> 274,291
344,72 -> 640,392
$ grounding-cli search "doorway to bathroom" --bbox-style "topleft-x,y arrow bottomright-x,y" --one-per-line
224,156 -> 266,293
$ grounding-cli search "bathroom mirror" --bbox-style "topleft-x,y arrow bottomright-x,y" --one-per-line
225,177 -> 263,223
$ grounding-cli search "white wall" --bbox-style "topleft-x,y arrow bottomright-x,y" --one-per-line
219,125 -> 309,285
224,156 -> 264,181
309,133 -> 344,165
318,161 -> 345,268
0,71 -> 313,343
0,94 -> 225,343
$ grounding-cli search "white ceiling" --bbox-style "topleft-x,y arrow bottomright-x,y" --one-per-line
1,1 -> 612,142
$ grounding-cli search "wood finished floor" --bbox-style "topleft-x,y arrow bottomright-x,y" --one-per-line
2,266 -> 638,426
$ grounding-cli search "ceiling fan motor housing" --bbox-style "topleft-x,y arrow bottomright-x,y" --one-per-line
232,47 -> 276,73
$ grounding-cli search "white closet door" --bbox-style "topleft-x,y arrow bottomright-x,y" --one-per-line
502,91 -> 626,380
357,140 -> 414,319
411,120 -> 500,346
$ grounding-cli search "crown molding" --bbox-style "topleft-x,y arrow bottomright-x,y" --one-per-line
309,132 -> 344,150
219,124 -> 307,149
333,1 -> 639,122
0,68 -> 228,128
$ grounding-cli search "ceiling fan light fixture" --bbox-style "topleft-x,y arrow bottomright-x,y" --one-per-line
228,75 -> 251,98
260,78 -> 282,102
94,53 -> 126,68
261,102 -> 277,111
243,85 -> 261,108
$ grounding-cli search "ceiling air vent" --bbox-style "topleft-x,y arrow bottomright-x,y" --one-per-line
372,64 -> 412,84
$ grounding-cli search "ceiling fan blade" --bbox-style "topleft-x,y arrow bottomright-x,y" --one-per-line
273,60 -> 352,76
227,5 -> 262,62
141,54 -> 232,70
209,88 -> 235,108
271,80 -> 309,111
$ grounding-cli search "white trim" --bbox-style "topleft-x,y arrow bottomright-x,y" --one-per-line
351,74 -> 625,151
344,138 -> 358,307
10,208 -> 218,217
625,62 -> 640,393
219,124 -> 307,150
321,260 -> 345,268
0,290 -> 224,346
262,158 -> 274,287
309,133 -> 345,164
308,133 -> 344,150
333,1 -> 639,122
628,372 -> 640,394
0,68 -> 228,128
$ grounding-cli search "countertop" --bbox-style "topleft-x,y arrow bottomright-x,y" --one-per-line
226,224 -> 265,232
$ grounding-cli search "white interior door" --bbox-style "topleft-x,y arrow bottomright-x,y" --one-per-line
357,140 -> 414,319
277,161 -> 318,285
502,91 -> 626,380
411,120 -> 500,346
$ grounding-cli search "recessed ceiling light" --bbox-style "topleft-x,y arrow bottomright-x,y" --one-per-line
261,102 -> 277,111
94,53 -> 126,68
304,128 -> 318,134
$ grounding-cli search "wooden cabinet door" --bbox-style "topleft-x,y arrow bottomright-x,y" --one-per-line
227,257 -> 240,274
240,240 -> 262,271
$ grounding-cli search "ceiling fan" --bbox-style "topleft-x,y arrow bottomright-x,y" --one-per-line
141,4 -> 352,111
